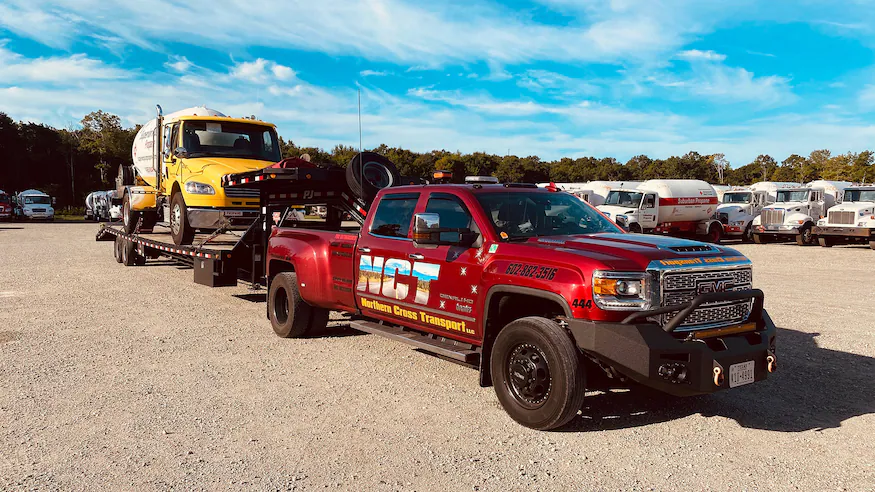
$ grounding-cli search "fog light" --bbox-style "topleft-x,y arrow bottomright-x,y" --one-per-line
658,363 -> 689,384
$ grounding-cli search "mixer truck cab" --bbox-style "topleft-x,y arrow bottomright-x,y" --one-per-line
813,186 -> 875,249
117,106 -> 281,245
597,179 -> 724,243
752,181 -> 851,245
716,188 -> 771,241
15,189 -> 54,221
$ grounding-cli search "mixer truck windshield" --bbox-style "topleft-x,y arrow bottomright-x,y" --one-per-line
604,190 -> 643,207
722,192 -> 752,204
477,191 -> 619,240
776,190 -> 810,202
23,196 -> 51,205
181,121 -> 281,162
844,189 -> 875,202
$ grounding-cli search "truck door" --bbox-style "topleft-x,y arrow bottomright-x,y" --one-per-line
640,193 -> 658,228
354,192 -> 420,323
162,122 -> 181,191
810,190 -> 823,219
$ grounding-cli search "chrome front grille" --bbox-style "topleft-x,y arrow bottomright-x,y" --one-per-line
828,210 -> 855,225
761,209 -> 784,226
224,186 -> 260,198
657,267 -> 753,331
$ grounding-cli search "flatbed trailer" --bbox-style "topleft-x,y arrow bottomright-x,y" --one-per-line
97,164 -> 367,287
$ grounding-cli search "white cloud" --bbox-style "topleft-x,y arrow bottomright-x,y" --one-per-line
858,84 -> 875,108
0,45 -> 128,83
676,49 -> 727,62
231,58 -> 295,84
518,69 -> 600,96
360,70 -> 390,77
271,64 -> 295,81
164,55 -> 192,72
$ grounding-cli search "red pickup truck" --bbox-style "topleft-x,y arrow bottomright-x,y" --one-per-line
265,181 -> 777,430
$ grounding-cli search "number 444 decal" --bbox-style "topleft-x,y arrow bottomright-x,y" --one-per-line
572,299 -> 593,309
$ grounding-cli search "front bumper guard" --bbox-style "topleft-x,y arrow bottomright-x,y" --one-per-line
812,225 -> 873,238
567,289 -> 776,396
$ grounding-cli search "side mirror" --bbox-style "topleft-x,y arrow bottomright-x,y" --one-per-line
173,147 -> 189,159
413,213 -> 441,245
51,197 -> 56,205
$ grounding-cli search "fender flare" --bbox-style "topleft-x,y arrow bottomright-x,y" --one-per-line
478,285 -> 573,387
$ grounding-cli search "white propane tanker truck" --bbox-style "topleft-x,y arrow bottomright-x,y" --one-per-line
535,181 -> 642,206
716,182 -> 800,241
813,185 -> 875,249
751,180 -> 851,245
116,105 -> 282,245
597,179 -> 724,242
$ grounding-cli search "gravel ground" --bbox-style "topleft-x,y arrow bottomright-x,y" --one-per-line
1,222 -> 873,490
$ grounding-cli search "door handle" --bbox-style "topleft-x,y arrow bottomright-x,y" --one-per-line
408,253 -> 425,260
358,247 -> 371,253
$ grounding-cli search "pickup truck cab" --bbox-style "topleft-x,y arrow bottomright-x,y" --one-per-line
266,182 -> 777,430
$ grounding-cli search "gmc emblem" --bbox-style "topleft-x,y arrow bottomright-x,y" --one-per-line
696,279 -> 733,295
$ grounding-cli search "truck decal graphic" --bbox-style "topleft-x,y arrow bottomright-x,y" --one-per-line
357,255 -> 440,305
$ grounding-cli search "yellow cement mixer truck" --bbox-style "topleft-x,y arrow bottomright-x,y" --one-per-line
116,106 -> 281,245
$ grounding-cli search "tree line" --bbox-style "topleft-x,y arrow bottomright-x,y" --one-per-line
1,110 -> 872,208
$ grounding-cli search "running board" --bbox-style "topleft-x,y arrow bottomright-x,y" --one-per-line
349,320 -> 479,363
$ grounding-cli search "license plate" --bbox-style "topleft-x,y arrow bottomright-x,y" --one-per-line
729,361 -> 755,388
224,211 -> 244,217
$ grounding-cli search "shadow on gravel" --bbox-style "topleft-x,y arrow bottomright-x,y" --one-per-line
0,227 -> 24,231
563,327 -> 875,433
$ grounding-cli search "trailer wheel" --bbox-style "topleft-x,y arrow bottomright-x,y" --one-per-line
490,316 -> 586,430
818,237 -> 833,247
345,152 -> 399,205
121,238 -> 133,266
269,272 -> 329,338
796,224 -> 814,246
114,236 -> 124,263
170,193 -> 195,246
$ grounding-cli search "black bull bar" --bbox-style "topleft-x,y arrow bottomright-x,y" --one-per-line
620,289 -> 765,332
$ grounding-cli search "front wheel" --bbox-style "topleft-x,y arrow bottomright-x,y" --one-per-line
796,224 -> 814,246
742,224 -> 753,243
490,316 -> 586,430
818,237 -> 833,248
705,224 -> 722,243
170,193 -> 195,245
122,193 -> 141,234
753,233 -> 766,244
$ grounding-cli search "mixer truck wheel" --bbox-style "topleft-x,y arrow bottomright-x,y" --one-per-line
795,225 -> 814,246
346,152 -> 399,205
170,193 -> 195,246
122,193 -> 141,234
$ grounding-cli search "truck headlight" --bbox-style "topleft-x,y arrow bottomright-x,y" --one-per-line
185,181 -> 215,195
592,271 -> 650,311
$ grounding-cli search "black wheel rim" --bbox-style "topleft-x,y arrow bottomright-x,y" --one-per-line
506,343 -> 551,408
362,162 -> 392,189
803,228 -> 811,243
274,287 -> 289,324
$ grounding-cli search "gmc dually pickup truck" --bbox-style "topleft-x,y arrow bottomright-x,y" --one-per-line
264,180 -> 777,430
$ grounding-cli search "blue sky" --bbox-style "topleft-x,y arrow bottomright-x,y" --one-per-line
2,0 -> 875,167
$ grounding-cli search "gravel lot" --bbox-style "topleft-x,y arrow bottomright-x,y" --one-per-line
1,222 -> 874,490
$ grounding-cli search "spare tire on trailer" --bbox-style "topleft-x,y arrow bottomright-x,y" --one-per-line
346,152 -> 400,205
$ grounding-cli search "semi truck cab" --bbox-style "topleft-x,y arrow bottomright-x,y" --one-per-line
717,189 -> 770,241
752,187 -> 832,245
813,186 -> 875,249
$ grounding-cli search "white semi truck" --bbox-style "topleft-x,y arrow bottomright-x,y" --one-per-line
715,182 -> 800,241
813,185 -> 875,249
751,180 -> 851,245
15,189 -> 55,221
597,179 -> 724,242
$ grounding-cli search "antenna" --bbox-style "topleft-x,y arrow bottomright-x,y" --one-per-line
358,88 -> 363,197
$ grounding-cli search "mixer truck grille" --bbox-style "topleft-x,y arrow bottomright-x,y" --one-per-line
224,187 -> 260,198
761,209 -> 784,226
657,267 -> 753,331
828,210 -> 855,225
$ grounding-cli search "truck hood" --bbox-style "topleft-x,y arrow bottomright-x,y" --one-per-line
766,201 -> 807,210
182,157 -> 275,183
716,204 -> 749,214
830,202 -> 875,214
517,233 -> 744,271
597,205 -> 638,218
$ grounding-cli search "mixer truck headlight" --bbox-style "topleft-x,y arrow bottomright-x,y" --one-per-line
592,271 -> 649,311
184,181 -> 216,195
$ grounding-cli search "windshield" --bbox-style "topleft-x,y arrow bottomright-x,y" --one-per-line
844,190 -> 875,202
604,190 -> 643,207
23,196 -> 51,205
476,191 -> 621,240
722,192 -> 751,204
182,121 -> 281,161
0,194 -> 10,204
776,190 -> 810,202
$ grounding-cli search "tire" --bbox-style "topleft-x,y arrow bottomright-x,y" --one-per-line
114,236 -> 124,263
818,237 -> 833,248
742,224 -> 753,243
705,224 -> 722,243
122,193 -> 141,234
345,152 -> 399,205
753,233 -> 765,244
121,238 -> 135,266
490,316 -> 586,430
795,224 -> 814,246
869,240 -> 875,251
116,164 -> 135,190
628,223 -> 642,234
269,272 -> 329,338
169,193 -> 195,246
